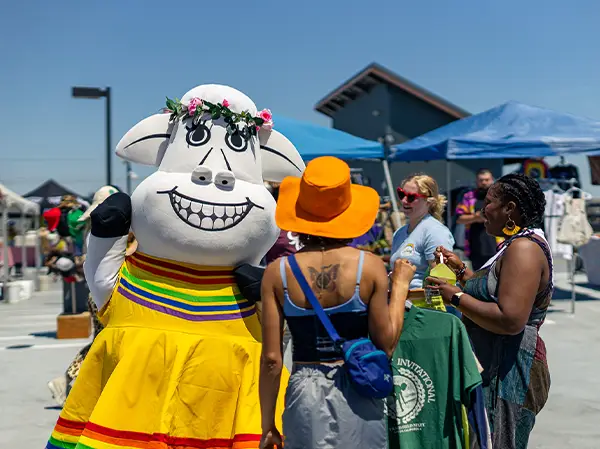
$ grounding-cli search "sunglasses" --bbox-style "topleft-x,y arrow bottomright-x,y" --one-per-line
397,188 -> 427,203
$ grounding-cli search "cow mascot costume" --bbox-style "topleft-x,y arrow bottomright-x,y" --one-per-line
46,84 -> 305,449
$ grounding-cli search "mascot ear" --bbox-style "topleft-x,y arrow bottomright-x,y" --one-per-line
259,128 -> 305,183
116,114 -> 173,166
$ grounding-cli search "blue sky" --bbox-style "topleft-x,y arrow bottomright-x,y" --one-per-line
2,0 -> 600,196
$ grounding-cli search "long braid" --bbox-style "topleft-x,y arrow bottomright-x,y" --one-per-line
495,173 -> 546,228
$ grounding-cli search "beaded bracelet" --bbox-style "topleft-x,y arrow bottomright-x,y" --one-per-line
456,263 -> 467,280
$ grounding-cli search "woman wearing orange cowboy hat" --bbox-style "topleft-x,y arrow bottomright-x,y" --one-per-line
259,156 -> 415,449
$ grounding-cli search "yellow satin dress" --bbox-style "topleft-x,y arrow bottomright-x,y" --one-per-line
47,252 -> 288,449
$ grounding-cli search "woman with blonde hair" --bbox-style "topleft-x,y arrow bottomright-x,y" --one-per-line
390,173 -> 455,296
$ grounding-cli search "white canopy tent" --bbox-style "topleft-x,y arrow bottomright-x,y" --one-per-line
0,184 -> 42,291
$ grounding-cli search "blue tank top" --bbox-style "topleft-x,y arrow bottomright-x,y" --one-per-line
280,252 -> 369,362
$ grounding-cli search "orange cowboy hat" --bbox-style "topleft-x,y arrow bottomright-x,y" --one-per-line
276,156 -> 380,239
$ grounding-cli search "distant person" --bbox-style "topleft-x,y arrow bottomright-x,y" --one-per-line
7,222 -> 17,247
390,174 -> 455,289
456,169 -> 501,270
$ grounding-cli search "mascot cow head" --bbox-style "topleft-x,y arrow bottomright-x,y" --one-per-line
115,84 -> 305,266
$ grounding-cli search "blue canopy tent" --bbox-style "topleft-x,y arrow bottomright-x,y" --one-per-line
273,115 -> 385,160
388,101 -> 600,225
272,115 -> 401,220
389,100 -> 600,162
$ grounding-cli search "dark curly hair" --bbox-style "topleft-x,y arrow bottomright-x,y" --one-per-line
494,173 -> 546,228
298,234 -> 353,248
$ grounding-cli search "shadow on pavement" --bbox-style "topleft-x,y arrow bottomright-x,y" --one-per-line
552,286 -> 600,302
30,331 -> 58,339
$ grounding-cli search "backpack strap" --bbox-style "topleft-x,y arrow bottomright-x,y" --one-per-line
287,255 -> 342,343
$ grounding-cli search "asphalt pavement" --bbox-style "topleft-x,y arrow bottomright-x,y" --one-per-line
0,271 -> 598,448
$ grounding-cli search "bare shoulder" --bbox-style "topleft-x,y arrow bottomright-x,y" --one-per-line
503,236 -> 547,264
263,257 -> 283,285
362,251 -> 388,277
505,236 -> 545,253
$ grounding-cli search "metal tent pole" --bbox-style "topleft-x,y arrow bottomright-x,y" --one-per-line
2,208 -> 9,283
381,126 -> 400,231
34,212 -> 41,291
20,211 -> 27,279
570,259 -> 576,314
446,160 -> 452,226
382,159 -> 400,230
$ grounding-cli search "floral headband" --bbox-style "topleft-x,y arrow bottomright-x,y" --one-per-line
164,96 -> 273,138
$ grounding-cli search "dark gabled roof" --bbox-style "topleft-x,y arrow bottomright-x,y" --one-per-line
315,62 -> 470,119
23,179 -> 82,199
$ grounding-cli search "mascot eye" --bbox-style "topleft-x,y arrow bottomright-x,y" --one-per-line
186,123 -> 211,147
225,131 -> 248,152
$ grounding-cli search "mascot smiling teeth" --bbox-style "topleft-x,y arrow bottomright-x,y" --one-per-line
46,84 -> 305,449
159,187 -> 261,231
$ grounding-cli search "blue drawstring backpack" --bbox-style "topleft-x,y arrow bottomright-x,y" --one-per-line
287,255 -> 393,399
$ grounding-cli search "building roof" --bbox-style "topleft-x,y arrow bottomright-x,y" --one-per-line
315,63 -> 470,119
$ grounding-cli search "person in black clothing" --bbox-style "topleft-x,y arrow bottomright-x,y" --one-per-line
456,169 -> 498,270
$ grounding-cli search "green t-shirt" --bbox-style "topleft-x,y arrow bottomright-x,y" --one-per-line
386,305 -> 482,449
67,209 -> 85,245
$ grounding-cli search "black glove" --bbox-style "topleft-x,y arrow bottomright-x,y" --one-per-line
233,264 -> 265,305
90,192 -> 132,238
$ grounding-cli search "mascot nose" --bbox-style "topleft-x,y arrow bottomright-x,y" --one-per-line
214,170 -> 236,189
191,166 -> 213,184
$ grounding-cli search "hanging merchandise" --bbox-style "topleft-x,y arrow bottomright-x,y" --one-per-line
557,190 -> 594,248
521,158 -> 549,179
544,190 -> 573,260
386,305 -> 487,449
549,159 -> 581,190
42,208 -> 61,233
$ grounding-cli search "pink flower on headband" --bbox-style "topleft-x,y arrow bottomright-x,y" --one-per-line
187,97 -> 203,115
222,99 -> 230,108
258,108 -> 272,122
258,108 -> 274,131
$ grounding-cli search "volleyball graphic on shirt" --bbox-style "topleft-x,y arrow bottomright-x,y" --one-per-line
385,358 -> 437,429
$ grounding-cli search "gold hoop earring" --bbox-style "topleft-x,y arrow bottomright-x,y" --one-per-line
502,217 -> 521,236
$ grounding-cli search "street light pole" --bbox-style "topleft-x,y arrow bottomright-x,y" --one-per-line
72,86 -> 112,186
105,87 -> 112,186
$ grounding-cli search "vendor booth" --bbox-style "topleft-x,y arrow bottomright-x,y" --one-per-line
23,179 -> 89,213
389,100 -> 600,313
0,184 -> 42,301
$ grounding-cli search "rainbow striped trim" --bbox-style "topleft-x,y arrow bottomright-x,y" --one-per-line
117,253 -> 255,322
47,417 -> 261,449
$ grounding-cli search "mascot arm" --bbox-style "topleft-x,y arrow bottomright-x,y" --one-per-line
233,264 -> 266,324
233,264 -> 265,304
84,235 -> 128,309
83,193 -> 132,309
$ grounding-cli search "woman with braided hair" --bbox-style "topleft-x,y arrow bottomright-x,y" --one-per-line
426,173 -> 552,449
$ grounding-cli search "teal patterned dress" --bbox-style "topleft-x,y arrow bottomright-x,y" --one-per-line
462,230 -> 552,449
